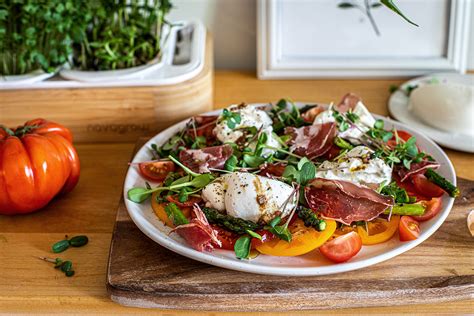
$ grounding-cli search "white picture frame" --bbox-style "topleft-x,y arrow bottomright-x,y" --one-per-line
257,0 -> 471,78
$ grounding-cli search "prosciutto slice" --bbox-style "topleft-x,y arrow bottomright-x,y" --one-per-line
334,93 -> 361,113
305,178 -> 394,225
285,123 -> 337,158
179,144 -> 233,173
396,161 -> 441,182
172,205 -> 221,252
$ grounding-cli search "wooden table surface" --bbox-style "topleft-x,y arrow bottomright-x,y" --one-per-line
1,71 -> 473,314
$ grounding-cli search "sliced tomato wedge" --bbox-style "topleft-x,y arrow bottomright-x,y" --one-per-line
412,198 -> 442,222
211,225 -> 238,250
166,195 -> 202,208
256,218 -> 337,257
319,231 -> 362,263
138,160 -> 175,182
356,216 -> 400,245
399,216 -> 420,241
411,174 -> 444,198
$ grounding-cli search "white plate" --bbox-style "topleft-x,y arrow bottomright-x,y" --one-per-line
123,103 -> 456,276
388,73 -> 474,153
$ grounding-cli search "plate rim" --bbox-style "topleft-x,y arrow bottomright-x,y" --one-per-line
123,103 -> 456,276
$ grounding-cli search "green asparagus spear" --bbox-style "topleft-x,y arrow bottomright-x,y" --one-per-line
201,207 -> 260,234
297,206 -> 326,231
384,203 -> 425,216
165,203 -> 189,226
425,168 -> 460,198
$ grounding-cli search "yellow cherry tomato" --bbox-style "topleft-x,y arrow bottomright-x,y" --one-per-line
256,218 -> 337,257
356,215 -> 400,245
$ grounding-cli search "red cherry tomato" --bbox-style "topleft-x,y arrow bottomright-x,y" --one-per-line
412,198 -> 442,222
211,225 -> 238,250
166,195 -> 202,208
399,216 -> 420,241
319,231 -> 362,263
138,160 -> 175,182
411,174 -> 444,198
250,230 -> 275,249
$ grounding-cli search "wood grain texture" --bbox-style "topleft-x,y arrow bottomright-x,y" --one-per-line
1,72 -> 473,314
0,36 -> 213,143
106,141 -> 474,311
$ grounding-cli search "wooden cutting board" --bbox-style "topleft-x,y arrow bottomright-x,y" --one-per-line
107,140 -> 474,311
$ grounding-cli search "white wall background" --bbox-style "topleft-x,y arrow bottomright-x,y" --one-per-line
169,0 -> 473,70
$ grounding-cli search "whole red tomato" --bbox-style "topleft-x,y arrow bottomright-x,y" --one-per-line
0,119 -> 80,215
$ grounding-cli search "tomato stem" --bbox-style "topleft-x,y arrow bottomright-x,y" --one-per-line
0,125 -> 14,136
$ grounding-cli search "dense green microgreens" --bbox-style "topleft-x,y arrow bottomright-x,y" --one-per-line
270,99 -> 309,133
221,109 -> 242,129
72,0 -> 173,71
282,157 -> 316,186
379,182 -> 415,204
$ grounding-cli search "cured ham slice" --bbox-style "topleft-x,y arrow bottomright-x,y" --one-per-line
396,161 -> 441,182
335,93 -> 361,113
172,205 -> 221,252
259,163 -> 286,177
285,123 -> 337,158
179,144 -> 233,173
305,178 -> 394,225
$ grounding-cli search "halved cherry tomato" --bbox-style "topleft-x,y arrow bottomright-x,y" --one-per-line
411,174 -> 444,198
250,230 -> 275,249
412,198 -> 442,222
138,160 -> 175,182
319,231 -> 362,263
399,216 -> 420,241
255,218 -> 336,257
356,216 -> 400,245
211,225 -> 238,250
151,193 -> 191,228
166,195 -> 202,208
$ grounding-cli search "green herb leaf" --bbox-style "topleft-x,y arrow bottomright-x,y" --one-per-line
189,174 -> 214,189
268,216 -> 282,228
127,187 -> 152,203
299,162 -> 316,186
224,155 -> 238,172
269,225 -> 292,242
380,0 -> 419,26
374,119 -> 384,129
246,230 -> 262,240
234,236 -> 252,259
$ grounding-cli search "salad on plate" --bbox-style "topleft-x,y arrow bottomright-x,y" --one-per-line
127,93 -> 459,263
